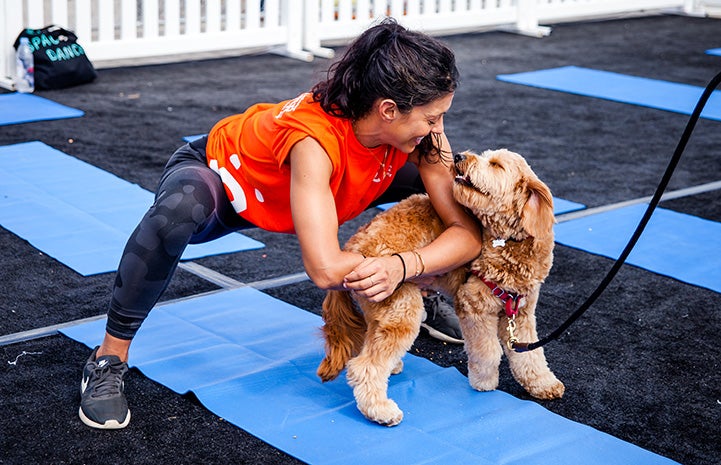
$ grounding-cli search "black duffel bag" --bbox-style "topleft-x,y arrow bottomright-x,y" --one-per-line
13,25 -> 97,90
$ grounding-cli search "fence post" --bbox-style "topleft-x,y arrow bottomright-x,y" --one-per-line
274,0 -> 314,62
302,0 -> 335,59
684,0 -> 709,15
702,0 -> 721,15
514,0 -> 552,37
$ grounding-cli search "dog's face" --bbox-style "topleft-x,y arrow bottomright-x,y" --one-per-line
452,149 -> 555,238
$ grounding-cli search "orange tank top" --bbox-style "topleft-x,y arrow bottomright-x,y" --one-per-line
206,93 -> 407,233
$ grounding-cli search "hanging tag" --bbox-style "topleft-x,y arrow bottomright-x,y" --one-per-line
492,238 -> 506,248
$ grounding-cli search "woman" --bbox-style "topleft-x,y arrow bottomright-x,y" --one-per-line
79,18 -> 483,430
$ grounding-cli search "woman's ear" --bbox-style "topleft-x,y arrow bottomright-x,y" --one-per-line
378,99 -> 398,123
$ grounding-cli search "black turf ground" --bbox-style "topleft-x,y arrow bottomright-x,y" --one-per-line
1,14 -> 720,465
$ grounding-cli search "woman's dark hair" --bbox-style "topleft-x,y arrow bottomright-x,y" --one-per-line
311,18 -> 459,159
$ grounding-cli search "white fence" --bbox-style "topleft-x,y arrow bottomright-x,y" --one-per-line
0,0 -> 710,90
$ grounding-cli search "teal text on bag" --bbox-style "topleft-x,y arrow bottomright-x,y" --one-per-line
28,33 -> 61,52
46,44 -> 87,62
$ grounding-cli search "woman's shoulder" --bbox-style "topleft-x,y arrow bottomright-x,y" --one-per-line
275,95 -> 353,146
277,94 -> 346,127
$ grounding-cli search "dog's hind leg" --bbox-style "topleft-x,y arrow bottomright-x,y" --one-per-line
501,293 -> 565,399
345,288 -> 423,426
317,291 -> 367,382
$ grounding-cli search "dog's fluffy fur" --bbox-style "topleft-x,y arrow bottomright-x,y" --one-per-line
317,149 -> 565,426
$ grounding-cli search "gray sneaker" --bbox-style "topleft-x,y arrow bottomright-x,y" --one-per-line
421,293 -> 464,344
79,346 -> 131,429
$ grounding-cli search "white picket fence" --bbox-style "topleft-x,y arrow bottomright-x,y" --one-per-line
0,0 -> 709,90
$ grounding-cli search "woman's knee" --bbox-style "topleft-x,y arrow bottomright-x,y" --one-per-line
155,170 -> 218,229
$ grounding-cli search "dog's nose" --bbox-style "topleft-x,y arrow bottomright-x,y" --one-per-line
453,153 -> 466,164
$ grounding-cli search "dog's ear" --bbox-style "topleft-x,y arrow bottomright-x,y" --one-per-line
521,178 -> 555,238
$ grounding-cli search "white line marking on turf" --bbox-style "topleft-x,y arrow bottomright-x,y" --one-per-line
0,272 -> 310,347
556,180 -> 721,223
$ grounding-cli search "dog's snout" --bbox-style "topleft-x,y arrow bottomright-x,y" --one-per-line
453,153 -> 466,164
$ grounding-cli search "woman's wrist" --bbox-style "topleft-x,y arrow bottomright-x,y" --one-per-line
391,253 -> 406,290
390,250 -> 425,290
411,250 -> 425,277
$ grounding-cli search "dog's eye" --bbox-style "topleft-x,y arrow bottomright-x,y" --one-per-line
489,160 -> 503,170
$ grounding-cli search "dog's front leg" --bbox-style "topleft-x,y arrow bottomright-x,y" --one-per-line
345,290 -> 423,426
456,286 -> 503,391
501,293 -> 565,399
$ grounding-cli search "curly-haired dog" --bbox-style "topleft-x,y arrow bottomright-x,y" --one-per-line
317,148 -> 565,426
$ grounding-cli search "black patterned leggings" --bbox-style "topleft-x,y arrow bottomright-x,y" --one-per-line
106,137 -> 426,340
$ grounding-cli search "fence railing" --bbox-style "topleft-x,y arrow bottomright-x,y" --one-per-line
1,0 -> 309,89
1,0 -> 708,91
303,0 -> 703,51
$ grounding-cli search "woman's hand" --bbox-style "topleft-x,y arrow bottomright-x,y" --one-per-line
342,254 -> 406,302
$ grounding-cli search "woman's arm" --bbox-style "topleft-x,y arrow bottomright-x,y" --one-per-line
289,137 -> 365,290
344,133 -> 483,302
408,133 -> 483,277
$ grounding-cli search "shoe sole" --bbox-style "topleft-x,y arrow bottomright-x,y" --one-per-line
79,406 -> 131,429
421,322 -> 464,344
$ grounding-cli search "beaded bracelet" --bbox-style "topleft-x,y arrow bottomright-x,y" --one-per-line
391,253 -> 406,290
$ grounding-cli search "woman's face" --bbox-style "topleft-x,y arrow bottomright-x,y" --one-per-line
389,93 -> 454,153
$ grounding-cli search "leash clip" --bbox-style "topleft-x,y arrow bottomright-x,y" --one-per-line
506,314 -> 519,351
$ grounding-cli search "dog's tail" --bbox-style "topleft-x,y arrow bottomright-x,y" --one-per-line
317,290 -> 366,382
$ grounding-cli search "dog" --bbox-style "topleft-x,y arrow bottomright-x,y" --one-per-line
317,148 -> 565,426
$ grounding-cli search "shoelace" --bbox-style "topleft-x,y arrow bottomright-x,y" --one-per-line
89,360 -> 127,398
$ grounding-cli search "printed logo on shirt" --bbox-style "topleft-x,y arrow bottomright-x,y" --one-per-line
275,93 -> 309,119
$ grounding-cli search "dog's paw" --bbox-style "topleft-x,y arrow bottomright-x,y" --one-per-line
468,374 -> 499,392
525,376 -> 565,400
390,359 -> 404,375
467,366 -> 499,392
360,399 -> 404,427
316,357 -> 342,382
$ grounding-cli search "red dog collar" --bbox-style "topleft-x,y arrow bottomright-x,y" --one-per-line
469,270 -> 524,318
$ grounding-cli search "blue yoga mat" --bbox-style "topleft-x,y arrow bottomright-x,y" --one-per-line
552,197 -> 586,215
182,134 -> 206,142
60,287 -> 678,465
0,92 -> 84,126
497,66 -> 721,121
0,141 -> 264,276
706,48 -> 721,56
377,197 -> 585,216
555,204 -> 721,293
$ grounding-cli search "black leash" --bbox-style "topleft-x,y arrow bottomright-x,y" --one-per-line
512,70 -> 721,353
